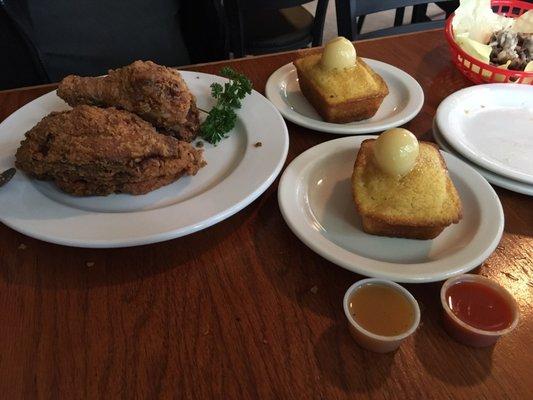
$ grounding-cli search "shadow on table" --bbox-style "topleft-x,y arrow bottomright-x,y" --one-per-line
252,189 -> 359,319
313,324 -> 394,394
420,126 -> 434,142
499,193 -> 533,238
0,202 -> 253,289
416,44 -> 471,110
414,322 -> 494,386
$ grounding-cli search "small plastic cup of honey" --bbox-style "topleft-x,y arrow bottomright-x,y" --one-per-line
343,278 -> 421,353
441,274 -> 519,347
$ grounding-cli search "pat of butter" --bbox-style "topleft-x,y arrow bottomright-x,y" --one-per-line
321,37 -> 357,71
373,128 -> 419,178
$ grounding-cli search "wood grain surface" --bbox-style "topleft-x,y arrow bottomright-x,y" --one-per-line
0,30 -> 532,400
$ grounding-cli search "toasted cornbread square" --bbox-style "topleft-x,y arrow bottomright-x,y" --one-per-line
352,139 -> 462,240
294,54 -> 388,123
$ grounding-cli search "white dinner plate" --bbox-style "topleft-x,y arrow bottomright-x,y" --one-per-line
265,59 -> 424,134
278,136 -> 504,283
0,71 -> 289,248
436,84 -> 533,185
433,119 -> 533,196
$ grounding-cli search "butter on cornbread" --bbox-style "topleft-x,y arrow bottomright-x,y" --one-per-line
294,44 -> 388,123
352,139 -> 462,240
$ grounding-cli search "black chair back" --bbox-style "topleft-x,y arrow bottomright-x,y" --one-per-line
224,0 -> 329,57
0,0 -> 190,89
335,0 -> 454,40
236,0 -> 317,10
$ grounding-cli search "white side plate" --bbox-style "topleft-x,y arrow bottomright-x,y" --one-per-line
436,84 -> 533,185
0,71 -> 289,248
278,136 -> 504,283
433,118 -> 533,196
265,60 -> 424,134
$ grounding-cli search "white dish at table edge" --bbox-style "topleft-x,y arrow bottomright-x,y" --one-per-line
432,118 -> 533,196
436,84 -> 533,185
0,70 -> 289,248
265,59 -> 424,134
278,135 -> 504,283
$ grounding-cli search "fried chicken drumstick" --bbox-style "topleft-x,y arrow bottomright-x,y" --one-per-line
57,61 -> 200,141
15,105 -> 205,196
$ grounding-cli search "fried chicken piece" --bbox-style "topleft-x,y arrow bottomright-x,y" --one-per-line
15,105 -> 206,196
57,60 -> 200,141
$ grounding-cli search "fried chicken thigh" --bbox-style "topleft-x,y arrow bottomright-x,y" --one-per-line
15,105 -> 205,196
57,61 -> 200,141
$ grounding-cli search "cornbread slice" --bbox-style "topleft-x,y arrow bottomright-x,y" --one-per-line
294,54 -> 388,123
352,139 -> 462,240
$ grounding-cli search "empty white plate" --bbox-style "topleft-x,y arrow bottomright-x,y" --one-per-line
0,71 -> 289,248
265,59 -> 424,134
436,84 -> 533,185
433,118 -> 533,196
278,136 -> 504,283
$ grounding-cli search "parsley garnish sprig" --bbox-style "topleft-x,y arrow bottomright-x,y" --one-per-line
199,67 -> 253,145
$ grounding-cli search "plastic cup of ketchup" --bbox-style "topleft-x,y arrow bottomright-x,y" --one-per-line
440,274 -> 519,347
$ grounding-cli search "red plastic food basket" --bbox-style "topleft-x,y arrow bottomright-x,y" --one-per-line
445,0 -> 533,84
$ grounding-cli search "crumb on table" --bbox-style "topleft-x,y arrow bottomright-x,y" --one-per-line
254,142 -> 262,148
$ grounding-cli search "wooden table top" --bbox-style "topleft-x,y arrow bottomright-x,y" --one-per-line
1,30 -> 532,399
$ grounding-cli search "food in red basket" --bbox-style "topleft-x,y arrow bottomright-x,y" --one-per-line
452,0 -> 533,71
489,31 -> 532,70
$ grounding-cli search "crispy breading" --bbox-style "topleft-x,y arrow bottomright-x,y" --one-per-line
15,105 -> 206,196
57,60 -> 200,141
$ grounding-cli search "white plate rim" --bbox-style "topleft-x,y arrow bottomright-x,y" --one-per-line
265,59 -> 424,134
0,70 -> 289,248
277,135 -> 504,283
432,118 -> 533,196
436,83 -> 533,185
